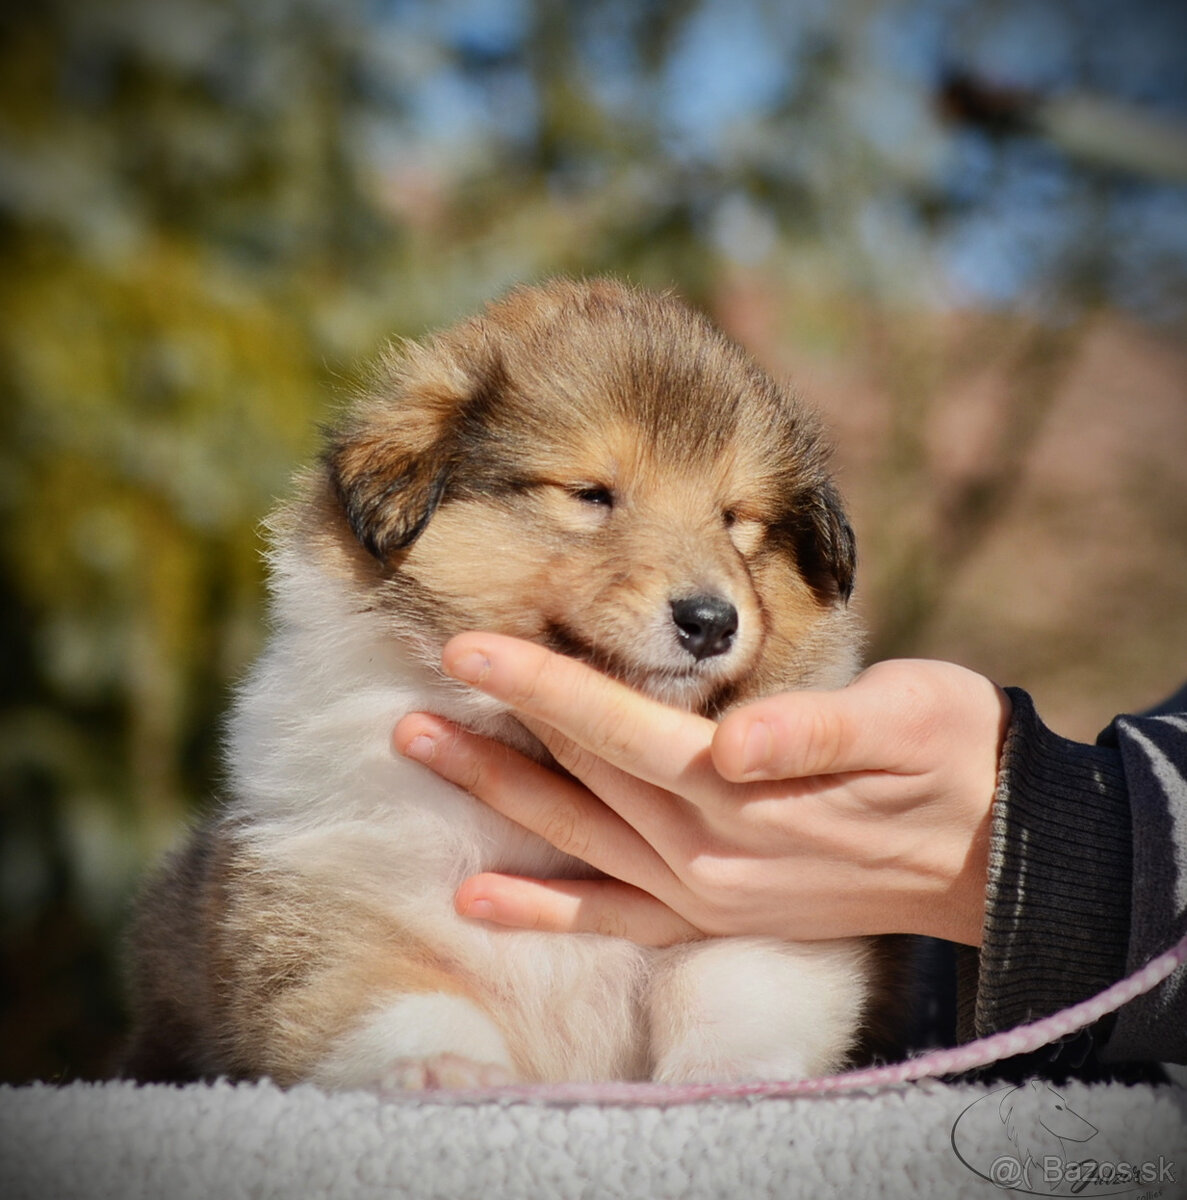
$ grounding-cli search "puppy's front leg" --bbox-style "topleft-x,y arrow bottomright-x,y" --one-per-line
646,937 -> 871,1083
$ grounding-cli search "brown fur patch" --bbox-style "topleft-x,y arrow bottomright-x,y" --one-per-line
124,824 -> 486,1086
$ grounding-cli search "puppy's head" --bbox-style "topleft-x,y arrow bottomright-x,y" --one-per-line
316,278 -> 859,713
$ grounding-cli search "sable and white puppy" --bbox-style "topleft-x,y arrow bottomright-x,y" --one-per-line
123,277 -> 880,1091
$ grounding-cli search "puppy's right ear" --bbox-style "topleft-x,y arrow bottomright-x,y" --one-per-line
323,338 -> 500,562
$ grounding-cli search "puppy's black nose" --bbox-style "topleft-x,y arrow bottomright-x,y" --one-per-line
670,594 -> 738,661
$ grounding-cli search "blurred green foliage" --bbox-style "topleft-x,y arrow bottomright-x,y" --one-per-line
2,0 -> 1185,1083
0,0 -> 387,1080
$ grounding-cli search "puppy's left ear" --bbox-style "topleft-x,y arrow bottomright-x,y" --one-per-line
325,424 -> 449,561
783,481 -> 857,603
324,339 -> 501,562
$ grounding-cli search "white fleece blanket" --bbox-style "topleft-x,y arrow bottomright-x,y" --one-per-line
2,1077 -> 1184,1200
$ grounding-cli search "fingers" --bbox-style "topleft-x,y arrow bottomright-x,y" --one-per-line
440,633 -> 718,795
454,873 -> 702,946
396,711 -> 701,942
393,712 -> 676,895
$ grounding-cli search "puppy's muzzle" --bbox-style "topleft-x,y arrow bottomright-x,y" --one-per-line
670,594 -> 738,661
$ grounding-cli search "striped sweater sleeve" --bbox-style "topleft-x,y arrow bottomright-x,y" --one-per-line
957,684 -> 1187,1064
1100,691 -> 1187,1061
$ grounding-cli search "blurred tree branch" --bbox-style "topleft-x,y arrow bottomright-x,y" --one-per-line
940,70 -> 1187,184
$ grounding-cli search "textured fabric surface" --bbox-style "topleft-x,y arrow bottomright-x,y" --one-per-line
1,1078 -> 1185,1200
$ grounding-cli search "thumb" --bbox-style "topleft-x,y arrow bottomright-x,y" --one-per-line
712,660 -> 928,782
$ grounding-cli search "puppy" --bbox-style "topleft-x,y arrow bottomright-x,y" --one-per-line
123,277 -> 882,1090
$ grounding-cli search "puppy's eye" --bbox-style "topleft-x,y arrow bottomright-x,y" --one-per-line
572,486 -> 614,508
723,509 -> 737,528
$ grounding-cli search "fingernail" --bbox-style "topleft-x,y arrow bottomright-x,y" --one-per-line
402,734 -> 436,764
445,649 -> 492,685
740,719 -> 773,776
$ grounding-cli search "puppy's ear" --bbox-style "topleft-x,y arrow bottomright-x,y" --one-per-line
325,429 -> 448,561
324,338 -> 502,562
779,481 -> 857,603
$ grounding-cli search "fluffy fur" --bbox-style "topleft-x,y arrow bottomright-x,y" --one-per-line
123,278 -> 885,1090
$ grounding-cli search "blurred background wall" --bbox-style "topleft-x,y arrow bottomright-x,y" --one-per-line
2,0 -> 1185,1084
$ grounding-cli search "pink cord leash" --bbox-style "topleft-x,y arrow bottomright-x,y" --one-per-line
795,928 -> 1187,1094
438,931 -> 1187,1106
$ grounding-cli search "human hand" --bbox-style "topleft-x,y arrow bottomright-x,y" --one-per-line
393,635 -> 1011,947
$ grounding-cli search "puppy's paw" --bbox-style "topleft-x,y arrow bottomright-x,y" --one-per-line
374,1053 -> 517,1093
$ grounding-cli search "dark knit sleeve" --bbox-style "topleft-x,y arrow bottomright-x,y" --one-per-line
957,684 -> 1187,1065
956,687 -> 1131,1043
1098,691 -> 1187,1062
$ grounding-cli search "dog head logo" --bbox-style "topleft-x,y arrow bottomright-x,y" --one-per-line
1000,1081 -> 1098,1188
952,1082 -> 1108,1195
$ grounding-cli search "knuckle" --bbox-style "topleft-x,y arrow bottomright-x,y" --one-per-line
453,746 -> 496,798
526,903 -> 565,935
800,707 -> 847,776
454,755 -> 486,796
449,735 -> 514,799
683,854 -> 737,901
595,907 -> 629,940
538,730 -> 600,782
583,693 -> 637,760
538,802 -> 591,861
502,650 -> 552,712
882,665 -> 947,750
